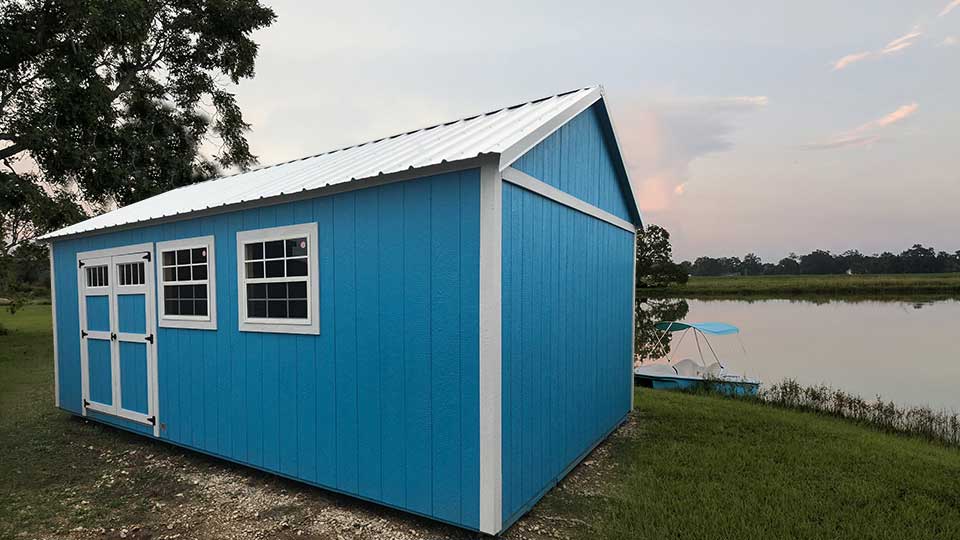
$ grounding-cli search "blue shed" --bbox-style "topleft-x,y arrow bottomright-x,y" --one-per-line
42,86 -> 641,535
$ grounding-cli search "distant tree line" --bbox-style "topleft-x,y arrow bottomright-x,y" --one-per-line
681,245 -> 960,276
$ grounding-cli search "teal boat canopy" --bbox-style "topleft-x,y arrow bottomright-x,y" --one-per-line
654,321 -> 740,335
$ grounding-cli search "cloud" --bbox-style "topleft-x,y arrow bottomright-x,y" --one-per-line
833,26 -> 922,71
940,0 -> 960,17
833,52 -> 872,70
943,36 -> 959,46
804,103 -> 918,151
881,29 -> 923,54
614,95 -> 768,211
874,103 -> 919,127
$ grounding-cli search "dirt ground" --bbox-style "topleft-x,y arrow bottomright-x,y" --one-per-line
24,413 -> 638,540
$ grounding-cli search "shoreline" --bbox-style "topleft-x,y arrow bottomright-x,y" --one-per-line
640,272 -> 960,300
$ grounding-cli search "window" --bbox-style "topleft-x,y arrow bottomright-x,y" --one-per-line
156,236 -> 217,330
237,222 -> 319,335
85,265 -> 109,287
117,262 -> 145,286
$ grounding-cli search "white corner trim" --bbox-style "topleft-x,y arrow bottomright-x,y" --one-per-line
478,158 -> 503,534
156,235 -> 218,330
50,247 -> 60,408
502,167 -> 636,233
236,222 -> 320,335
497,87 -> 602,172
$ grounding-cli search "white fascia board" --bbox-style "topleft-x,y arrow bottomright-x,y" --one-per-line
502,167 -> 636,233
477,156 -> 503,534
497,87 -> 603,172
595,87 -> 643,226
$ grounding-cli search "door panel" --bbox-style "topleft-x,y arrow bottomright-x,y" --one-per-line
88,339 -> 114,406
85,296 -> 111,332
119,341 -> 149,414
117,294 -> 146,334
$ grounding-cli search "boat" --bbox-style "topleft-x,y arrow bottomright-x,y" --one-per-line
633,321 -> 760,396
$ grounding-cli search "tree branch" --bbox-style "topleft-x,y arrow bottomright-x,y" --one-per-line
0,144 -> 23,162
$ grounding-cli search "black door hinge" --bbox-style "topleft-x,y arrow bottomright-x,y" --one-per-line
145,334 -> 154,344
142,252 -> 151,262
147,416 -> 156,425
83,399 -> 90,408
78,260 -> 85,268
110,332 -> 117,341
81,330 -> 88,338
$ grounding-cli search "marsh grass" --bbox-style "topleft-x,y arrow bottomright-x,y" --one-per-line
687,378 -> 960,447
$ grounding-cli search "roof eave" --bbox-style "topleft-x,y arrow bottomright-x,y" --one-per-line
39,154 -> 498,243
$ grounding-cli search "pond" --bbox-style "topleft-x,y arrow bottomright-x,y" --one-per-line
636,297 -> 960,412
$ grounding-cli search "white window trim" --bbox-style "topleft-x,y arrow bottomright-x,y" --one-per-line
236,222 -> 319,335
156,236 -> 217,330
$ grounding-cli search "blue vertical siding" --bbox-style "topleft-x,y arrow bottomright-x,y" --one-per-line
119,342 -> 149,414
51,169 -> 482,531
512,103 -> 635,223
500,182 -> 634,526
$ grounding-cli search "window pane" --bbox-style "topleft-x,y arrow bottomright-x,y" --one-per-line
178,285 -> 194,299
245,242 -> 263,261
123,264 -> 131,285
192,247 -> 207,264
286,237 -> 308,257
192,264 -> 207,280
195,300 -> 208,316
267,300 -> 287,318
286,258 -> 308,277
248,300 -> 267,318
288,300 -> 308,319
180,299 -> 195,316
162,251 -> 176,266
165,299 -> 179,316
265,240 -> 284,259
247,283 -> 266,299
245,261 -> 264,279
194,284 -> 207,299
288,281 -> 307,299
265,260 -> 285,278
266,282 -> 287,299
177,266 -> 191,281
165,285 -> 179,299
177,249 -> 191,265
163,267 -> 176,282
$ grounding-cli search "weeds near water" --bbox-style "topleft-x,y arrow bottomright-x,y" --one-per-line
757,379 -> 960,447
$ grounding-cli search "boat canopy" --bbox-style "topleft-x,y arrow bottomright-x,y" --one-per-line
654,321 -> 740,335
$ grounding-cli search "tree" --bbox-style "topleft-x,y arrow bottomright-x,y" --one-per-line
799,250 -> 841,275
1,0 -> 277,253
635,224 -> 688,287
741,253 -> 763,276
775,255 -> 800,275
634,297 -> 689,362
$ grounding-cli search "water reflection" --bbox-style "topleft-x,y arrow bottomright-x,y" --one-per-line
635,297 -> 960,411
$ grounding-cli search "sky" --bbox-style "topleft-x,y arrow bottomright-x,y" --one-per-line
226,0 -> 960,262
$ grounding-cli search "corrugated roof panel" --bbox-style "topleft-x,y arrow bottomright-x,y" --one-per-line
42,86 -> 629,240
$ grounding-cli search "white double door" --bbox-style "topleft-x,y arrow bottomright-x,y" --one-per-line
77,243 -> 159,434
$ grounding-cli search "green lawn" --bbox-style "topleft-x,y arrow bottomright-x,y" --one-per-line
571,390 -> 960,539
3,305 -> 959,539
642,273 -> 960,298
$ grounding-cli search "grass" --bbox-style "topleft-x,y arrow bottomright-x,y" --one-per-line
0,305 -> 198,539
566,389 -> 960,540
641,273 -> 960,299
3,306 -> 960,539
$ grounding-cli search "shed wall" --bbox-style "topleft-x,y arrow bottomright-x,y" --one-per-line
52,170 -> 481,529
512,103 -> 634,223
500,182 -> 634,526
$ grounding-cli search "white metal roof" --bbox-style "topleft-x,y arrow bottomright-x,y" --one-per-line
43,86 -> 638,240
